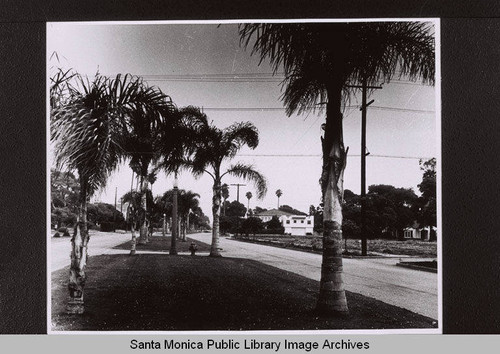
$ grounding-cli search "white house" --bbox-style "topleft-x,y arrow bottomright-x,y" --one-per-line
403,222 -> 437,240
254,209 -> 314,236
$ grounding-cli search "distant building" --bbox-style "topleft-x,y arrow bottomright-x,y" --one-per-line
403,221 -> 437,240
254,209 -> 314,236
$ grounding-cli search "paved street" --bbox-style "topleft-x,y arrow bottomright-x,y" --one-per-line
50,230 -> 131,271
51,231 -> 438,320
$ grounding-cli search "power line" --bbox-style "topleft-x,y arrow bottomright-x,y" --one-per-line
201,106 -> 434,114
238,154 -> 433,160
90,72 -> 431,87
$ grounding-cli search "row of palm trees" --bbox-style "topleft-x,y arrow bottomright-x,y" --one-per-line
50,71 -> 268,313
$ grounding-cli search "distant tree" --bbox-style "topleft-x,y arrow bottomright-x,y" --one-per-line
279,204 -> 307,215
417,158 -> 437,241
86,203 -> 125,230
275,189 -> 283,208
310,203 -> 324,233
241,217 -> 264,236
190,206 -> 211,230
245,191 -> 253,214
368,185 -> 418,239
51,169 -> 80,209
219,216 -> 241,235
254,206 -> 268,214
266,215 -> 283,230
51,169 -> 80,229
224,200 -> 247,217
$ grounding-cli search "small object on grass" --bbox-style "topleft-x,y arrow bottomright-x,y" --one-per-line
189,242 -> 198,256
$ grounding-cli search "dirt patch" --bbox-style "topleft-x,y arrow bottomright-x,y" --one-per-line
51,254 -> 437,331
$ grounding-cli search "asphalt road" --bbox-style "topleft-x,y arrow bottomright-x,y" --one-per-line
50,231 -> 438,320
50,230 -> 131,271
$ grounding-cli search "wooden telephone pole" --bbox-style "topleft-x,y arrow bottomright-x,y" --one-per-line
348,78 -> 382,256
230,183 -> 246,204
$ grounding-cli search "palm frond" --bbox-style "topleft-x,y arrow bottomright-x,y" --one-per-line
221,122 -> 259,158
223,163 -> 268,199
240,22 -> 435,116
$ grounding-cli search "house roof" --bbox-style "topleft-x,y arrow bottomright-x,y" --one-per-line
255,208 -> 294,217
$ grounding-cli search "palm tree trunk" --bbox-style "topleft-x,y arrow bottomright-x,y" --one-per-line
130,222 -> 137,255
182,215 -> 187,241
66,181 -> 89,314
210,179 -> 222,257
138,175 -> 148,245
316,84 -> 349,315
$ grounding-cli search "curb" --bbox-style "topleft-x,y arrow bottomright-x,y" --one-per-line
396,262 -> 437,273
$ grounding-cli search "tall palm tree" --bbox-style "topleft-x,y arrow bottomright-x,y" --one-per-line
51,72 -> 158,314
123,78 -> 177,246
154,106 -> 209,252
240,22 -> 435,315
188,118 -> 268,257
245,191 -> 253,216
275,189 -> 283,209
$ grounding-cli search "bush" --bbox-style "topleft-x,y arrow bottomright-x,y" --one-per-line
241,217 -> 264,236
100,222 -> 116,232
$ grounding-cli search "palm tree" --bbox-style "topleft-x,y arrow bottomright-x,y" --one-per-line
245,191 -> 253,216
240,22 -> 435,315
275,189 -> 283,209
188,117 -> 268,257
123,78 -> 177,246
154,106 -> 209,252
51,72 -> 158,313
122,189 -> 153,254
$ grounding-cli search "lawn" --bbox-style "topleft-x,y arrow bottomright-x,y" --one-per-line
235,235 -> 437,257
113,234 -> 212,253
51,253 -> 437,331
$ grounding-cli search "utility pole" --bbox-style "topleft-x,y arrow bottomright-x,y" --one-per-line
348,79 -> 382,256
170,174 -> 178,255
230,183 -> 246,204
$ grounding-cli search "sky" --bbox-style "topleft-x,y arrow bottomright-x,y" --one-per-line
47,21 -> 439,221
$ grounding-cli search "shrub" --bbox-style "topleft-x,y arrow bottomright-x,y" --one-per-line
100,222 -> 116,232
241,217 -> 264,236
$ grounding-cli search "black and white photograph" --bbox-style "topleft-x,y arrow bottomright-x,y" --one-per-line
48,19 -> 440,333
